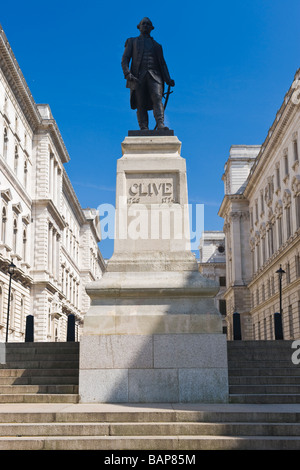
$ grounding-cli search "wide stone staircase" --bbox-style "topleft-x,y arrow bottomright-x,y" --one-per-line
0,340 -> 300,450
0,405 -> 300,450
0,342 -> 79,403
228,340 -> 300,404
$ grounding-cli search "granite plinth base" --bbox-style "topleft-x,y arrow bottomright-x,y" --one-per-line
79,333 -> 228,404
78,271 -> 229,404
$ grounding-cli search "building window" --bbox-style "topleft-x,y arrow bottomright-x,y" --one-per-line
3,127 -> 8,159
20,296 -> 25,332
14,145 -> 19,174
278,216 -> 283,247
268,226 -> 274,256
286,262 -> 291,284
256,243 -> 260,270
260,192 -> 264,214
288,305 -> 294,338
10,290 -> 15,329
22,227 -> 27,261
219,276 -> 226,287
284,154 -> 289,176
61,267 -> 65,296
219,299 -> 227,315
286,206 -> 292,239
1,206 -> 7,243
24,160 -> 28,189
276,166 -> 280,189
262,237 -> 266,264
13,217 -> 18,253
294,140 -> 299,161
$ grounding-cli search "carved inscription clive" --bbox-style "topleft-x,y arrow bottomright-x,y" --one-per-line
126,173 -> 178,204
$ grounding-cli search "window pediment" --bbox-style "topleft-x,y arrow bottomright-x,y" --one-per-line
12,202 -> 22,214
0,189 -> 12,203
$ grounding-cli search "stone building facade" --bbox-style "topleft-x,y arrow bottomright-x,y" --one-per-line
0,26 -> 105,342
219,69 -> 300,340
198,231 -> 227,334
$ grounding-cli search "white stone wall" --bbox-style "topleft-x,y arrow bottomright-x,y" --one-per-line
219,69 -> 300,340
0,26 -> 105,342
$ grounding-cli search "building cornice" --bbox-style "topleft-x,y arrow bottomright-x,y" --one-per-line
0,25 -> 41,130
244,69 -> 300,199
218,193 -> 246,218
0,26 -> 70,164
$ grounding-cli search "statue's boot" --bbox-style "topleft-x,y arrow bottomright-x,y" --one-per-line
153,103 -> 169,130
137,109 -> 149,130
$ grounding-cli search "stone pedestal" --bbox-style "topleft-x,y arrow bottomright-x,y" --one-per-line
79,133 -> 228,403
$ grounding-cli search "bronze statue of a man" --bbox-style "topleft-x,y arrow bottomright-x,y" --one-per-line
121,17 -> 175,130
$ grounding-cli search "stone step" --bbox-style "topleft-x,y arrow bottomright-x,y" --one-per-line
5,345 -> 79,352
4,353 -> 79,362
230,394 -> 300,404
0,421 -> 300,437
0,376 -> 78,385
5,342 -> 79,348
1,406 -> 300,449
228,352 -> 295,361
0,361 -> 79,370
230,375 -> 300,385
227,340 -> 294,349
0,394 -> 79,404
1,409 -> 299,423
0,368 -> 78,377
0,385 -> 78,394
230,385 -> 300,394
0,434 -> 299,450
228,367 -> 300,376
228,361 -> 296,369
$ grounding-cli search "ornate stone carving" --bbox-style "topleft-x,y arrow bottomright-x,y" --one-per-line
292,175 -> 300,196
283,188 -> 292,207
274,200 -> 283,218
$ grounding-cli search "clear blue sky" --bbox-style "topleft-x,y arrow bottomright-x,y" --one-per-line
1,0 -> 300,258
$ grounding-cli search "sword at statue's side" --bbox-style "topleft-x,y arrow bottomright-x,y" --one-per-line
154,84 -> 173,130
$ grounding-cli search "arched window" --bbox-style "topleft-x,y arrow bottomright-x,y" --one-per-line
286,205 -> 292,239
13,217 -> 18,253
3,127 -> 8,159
22,227 -> 27,261
24,160 -> 28,189
10,290 -> 15,328
14,145 -> 19,173
1,206 -> 7,243
20,296 -> 25,332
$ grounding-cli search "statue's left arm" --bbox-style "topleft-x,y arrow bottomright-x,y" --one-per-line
158,45 -> 175,87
